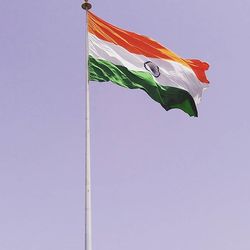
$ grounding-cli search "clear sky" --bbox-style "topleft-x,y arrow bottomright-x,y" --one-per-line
1,0 -> 250,249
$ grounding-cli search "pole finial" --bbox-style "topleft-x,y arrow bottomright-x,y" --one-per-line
81,0 -> 92,10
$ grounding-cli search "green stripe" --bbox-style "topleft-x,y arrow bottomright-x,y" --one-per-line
89,56 -> 198,117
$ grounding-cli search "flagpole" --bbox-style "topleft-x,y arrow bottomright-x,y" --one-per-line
81,1 -> 92,250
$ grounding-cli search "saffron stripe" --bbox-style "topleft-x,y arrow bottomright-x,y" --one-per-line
88,11 -> 209,83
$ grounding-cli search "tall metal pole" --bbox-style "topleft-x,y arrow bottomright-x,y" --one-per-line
81,1 -> 92,250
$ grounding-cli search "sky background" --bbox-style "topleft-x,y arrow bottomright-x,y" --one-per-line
1,0 -> 250,249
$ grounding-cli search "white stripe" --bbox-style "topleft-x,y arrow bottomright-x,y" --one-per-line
89,33 -> 207,104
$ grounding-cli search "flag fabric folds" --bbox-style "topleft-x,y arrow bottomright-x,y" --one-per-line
88,12 -> 209,117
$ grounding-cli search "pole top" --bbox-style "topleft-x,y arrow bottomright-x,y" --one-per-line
81,0 -> 92,10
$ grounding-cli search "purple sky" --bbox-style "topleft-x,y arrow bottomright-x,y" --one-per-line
1,0 -> 250,249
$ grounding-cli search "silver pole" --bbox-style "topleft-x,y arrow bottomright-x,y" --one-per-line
81,2 -> 92,250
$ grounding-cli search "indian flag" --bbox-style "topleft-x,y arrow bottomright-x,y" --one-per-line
88,12 -> 209,117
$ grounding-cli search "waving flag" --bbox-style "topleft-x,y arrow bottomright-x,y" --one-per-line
88,12 -> 209,117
